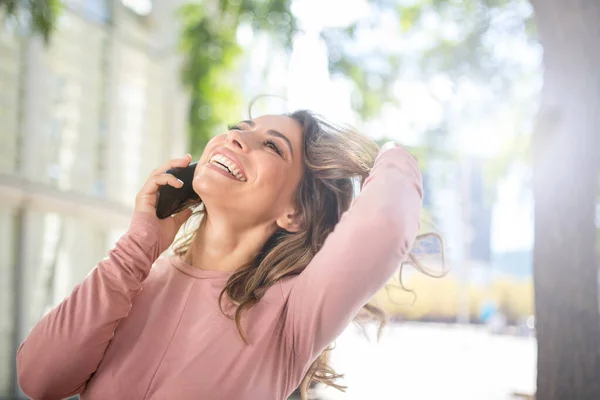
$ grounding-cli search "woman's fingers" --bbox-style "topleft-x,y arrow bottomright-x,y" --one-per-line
135,155 -> 193,214
135,173 -> 184,213
139,173 -> 183,198
151,154 -> 192,177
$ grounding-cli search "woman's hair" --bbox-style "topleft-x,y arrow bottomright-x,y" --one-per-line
173,109 -> 443,399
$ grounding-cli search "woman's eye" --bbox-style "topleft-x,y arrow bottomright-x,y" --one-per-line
264,140 -> 283,157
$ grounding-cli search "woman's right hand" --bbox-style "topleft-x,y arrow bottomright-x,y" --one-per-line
135,154 -> 194,252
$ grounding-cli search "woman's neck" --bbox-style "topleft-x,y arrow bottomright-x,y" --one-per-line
186,212 -> 276,273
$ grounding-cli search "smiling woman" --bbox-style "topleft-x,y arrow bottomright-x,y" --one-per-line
16,110 -> 437,400
190,114 -> 306,236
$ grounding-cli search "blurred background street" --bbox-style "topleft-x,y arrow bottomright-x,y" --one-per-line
317,323 -> 535,400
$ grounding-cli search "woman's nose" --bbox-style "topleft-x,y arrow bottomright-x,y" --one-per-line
226,129 -> 246,151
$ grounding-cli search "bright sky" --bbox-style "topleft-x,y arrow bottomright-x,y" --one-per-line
121,0 -> 153,15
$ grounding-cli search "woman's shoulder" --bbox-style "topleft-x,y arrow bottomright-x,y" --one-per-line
140,256 -> 176,286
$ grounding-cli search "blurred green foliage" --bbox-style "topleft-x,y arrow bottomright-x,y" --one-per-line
319,0 -> 539,198
0,0 -> 61,44
179,0 -> 296,157
179,0 -> 538,161
4,0 -> 538,177
325,0 -> 536,125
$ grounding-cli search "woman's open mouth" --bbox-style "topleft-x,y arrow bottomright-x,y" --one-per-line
208,154 -> 247,182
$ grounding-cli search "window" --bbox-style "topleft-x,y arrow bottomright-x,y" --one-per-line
37,11 -> 108,194
114,44 -> 149,204
0,28 -> 21,174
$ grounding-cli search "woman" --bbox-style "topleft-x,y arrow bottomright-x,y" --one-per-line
17,110 -> 424,400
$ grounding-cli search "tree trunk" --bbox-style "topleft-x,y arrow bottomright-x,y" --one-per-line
531,1 -> 600,399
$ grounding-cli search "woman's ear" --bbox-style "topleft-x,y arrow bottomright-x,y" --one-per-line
276,208 -> 303,233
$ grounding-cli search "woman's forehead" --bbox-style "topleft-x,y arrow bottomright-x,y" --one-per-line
253,114 -> 301,131
252,115 -> 303,145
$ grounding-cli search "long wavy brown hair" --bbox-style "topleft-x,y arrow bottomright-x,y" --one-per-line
173,110 -> 444,399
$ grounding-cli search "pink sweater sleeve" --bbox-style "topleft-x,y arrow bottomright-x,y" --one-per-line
285,146 -> 423,364
17,212 -> 162,400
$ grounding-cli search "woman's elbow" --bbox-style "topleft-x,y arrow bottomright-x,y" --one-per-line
17,345 -> 79,400
17,363 -> 45,399
17,348 -> 47,399
18,374 -> 81,400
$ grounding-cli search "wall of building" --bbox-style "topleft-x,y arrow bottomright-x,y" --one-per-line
0,1 -> 189,397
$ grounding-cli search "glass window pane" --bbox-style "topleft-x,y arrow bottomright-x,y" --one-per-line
0,28 -> 21,175
33,12 -> 108,195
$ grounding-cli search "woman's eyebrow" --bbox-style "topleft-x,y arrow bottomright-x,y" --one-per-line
239,119 -> 255,127
266,129 -> 293,158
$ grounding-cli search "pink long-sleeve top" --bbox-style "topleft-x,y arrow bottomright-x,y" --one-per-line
16,146 -> 423,400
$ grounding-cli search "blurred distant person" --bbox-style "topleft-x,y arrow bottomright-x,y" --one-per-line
479,299 -> 507,334
479,299 -> 498,324
17,110 -> 427,400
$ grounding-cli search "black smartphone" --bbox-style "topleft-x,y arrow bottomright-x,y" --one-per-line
156,161 -> 200,219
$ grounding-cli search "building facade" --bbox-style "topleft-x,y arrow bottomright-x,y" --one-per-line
0,1 -> 189,397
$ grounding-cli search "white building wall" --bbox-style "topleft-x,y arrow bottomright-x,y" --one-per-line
0,1 -> 189,397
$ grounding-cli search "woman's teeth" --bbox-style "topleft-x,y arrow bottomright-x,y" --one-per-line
209,154 -> 247,182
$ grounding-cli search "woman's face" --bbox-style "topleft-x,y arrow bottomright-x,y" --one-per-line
193,115 -> 305,230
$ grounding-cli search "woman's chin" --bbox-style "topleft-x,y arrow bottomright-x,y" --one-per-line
193,172 -> 235,202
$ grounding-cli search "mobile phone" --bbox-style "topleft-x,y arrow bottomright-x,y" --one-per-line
156,161 -> 200,219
